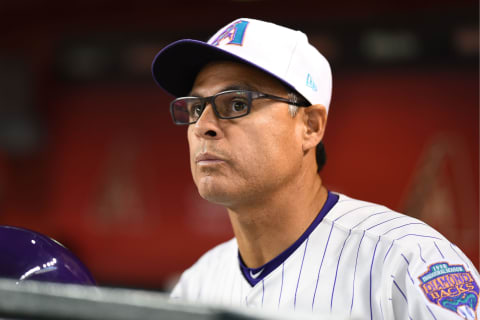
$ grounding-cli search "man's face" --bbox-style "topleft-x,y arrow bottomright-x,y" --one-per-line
187,61 -> 306,209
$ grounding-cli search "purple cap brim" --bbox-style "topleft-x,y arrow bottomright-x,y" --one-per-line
151,39 -> 296,98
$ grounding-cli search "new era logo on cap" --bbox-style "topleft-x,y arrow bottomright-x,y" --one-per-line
306,73 -> 318,92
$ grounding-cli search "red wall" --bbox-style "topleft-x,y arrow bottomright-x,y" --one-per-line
1,69 -> 477,289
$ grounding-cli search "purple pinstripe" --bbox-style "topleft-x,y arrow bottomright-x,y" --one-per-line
418,243 -> 426,264
401,253 -> 415,285
383,240 -> 395,264
392,277 -> 408,302
334,205 -> 378,222
351,210 -> 390,229
331,229 -> 352,310
407,269 -> 414,285
426,305 -> 438,320
392,277 -> 413,320
312,222 -> 335,310
261,279 -> 264,308
369,236 -> 381,320
395,234 -> 442,241
294,237 -> 309,310
350,230 -> 366,314
382,222 -> 425,236
367,216 -> 404,231
277,263 -> 284,309
434,241 -> 445,259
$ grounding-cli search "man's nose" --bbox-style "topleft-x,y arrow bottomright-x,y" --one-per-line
192,104 -> 224,139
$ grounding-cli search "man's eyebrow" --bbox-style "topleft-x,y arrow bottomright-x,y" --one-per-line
189,83 -> 259,97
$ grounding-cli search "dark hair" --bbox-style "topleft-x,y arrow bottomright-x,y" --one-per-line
316,141 -> 327,172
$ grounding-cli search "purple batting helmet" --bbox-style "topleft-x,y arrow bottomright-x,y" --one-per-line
0,226 -> 96,285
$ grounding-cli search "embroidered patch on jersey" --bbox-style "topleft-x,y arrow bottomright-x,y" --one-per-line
418,262 -> 478,319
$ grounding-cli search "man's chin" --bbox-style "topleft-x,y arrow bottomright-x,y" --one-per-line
196,183 -> 237,207
194,175 -> 247,206
198,189 -> 232,206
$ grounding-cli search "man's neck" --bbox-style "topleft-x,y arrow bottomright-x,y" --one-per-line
227,173 -> 328,269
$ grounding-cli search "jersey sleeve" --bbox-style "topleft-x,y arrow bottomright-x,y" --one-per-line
168,238 -> 238,304
169,271 -> 186,300
386,238 -> 479,320
169,265 -> 201,302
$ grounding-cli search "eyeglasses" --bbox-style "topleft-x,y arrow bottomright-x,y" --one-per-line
170,90 -> 311,125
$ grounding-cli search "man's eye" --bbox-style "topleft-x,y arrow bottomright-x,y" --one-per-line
231,100 -> 248,112
191,104 -> 203,116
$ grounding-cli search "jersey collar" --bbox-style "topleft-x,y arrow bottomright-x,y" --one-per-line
239,191 -> 339,286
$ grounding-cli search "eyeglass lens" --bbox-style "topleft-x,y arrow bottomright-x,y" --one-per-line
172,91 -> 252,124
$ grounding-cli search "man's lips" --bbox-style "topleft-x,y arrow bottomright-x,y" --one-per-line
195,152 -> 227,164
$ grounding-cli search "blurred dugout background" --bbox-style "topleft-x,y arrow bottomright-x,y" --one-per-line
0,0 -> 478,291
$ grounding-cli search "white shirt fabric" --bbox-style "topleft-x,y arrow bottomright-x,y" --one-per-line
171,192 -> 480,319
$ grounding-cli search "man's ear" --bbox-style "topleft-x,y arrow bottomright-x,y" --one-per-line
302,104 -> 327,152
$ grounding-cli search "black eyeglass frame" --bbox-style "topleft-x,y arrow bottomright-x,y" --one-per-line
169,90 -> 311,125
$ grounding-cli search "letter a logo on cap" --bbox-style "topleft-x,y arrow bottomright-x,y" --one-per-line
210,20 -> 249,47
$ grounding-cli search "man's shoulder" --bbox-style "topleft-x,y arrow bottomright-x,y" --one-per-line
326,192 -> 446,244
170,238 -> 238,300
187,238 -> 238,272
325,193 -> 478,276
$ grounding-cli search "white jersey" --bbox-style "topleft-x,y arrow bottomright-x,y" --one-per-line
171,192 -> 480,319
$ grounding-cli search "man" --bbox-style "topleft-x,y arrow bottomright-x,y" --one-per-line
152,18 -> 479,319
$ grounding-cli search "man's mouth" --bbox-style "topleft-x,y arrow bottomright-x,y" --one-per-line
195,152 -> 227,165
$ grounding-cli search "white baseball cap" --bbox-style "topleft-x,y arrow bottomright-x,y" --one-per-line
152,18 -> 332,112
